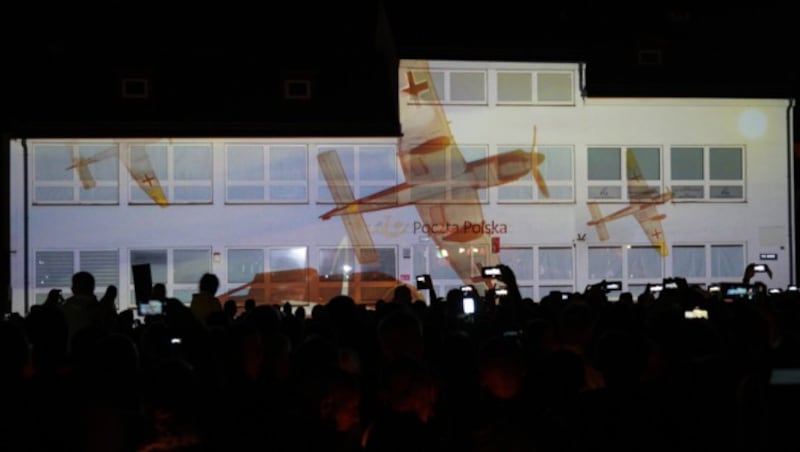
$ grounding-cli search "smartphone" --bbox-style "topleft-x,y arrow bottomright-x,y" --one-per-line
708,284 -> 721,293
138,300 -> 163,316
461,285 -> 473,293
170,337 -> 182,345
463,297 -> 475,314
482,266 -> 502,278
561,293 -> 569,301
788,285 -> 799,292
415,274 -> 431,290
604,281 -> 622,291
769,288 -> 782,294
495,288 -> 508,296
650,283 -> 664,293
754,264 -> 767,272
684,308 -> 708,319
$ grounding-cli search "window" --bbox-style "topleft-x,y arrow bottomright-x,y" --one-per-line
226,144 -> 308,203
672,245 -> 706,278
34,249 -> 118,303
587,147 -> 661,201
317,145 -> 397,203
400,144 -> 488,203
407,69 -> 486,104
318,246 -> 397,303
627,246 -> 663,279
498,246 -> 574,301
496,71 -> 574,104
128,143 -> 212,204
224,247 -> 308,305
588,246 -> 624,280
711,244 -> 745,278
413,243 -> 491,288
670,146 -> 744,201
130,248 -> 210,304
33,143 -> 119,204
496,145 -> 573,202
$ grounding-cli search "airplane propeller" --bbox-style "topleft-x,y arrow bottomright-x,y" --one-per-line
530,126 -> 550,198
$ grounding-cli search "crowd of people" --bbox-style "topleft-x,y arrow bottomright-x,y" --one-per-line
1,264 -> 800,451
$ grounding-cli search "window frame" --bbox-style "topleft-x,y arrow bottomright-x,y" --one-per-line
225,143 -> 309,204
668,145 -> 746,202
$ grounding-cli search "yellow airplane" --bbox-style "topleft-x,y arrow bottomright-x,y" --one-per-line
318,61 -> 550,283
586,149 -> 672,256
66,145 -> 168,206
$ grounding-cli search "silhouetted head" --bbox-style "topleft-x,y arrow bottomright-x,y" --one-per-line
152,283 -> 167,300
71,271 -> 95,297
198,273 -> 219,295
392,285 -> 413,304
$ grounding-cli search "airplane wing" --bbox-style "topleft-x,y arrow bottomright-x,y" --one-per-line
530,126 -> 550,198
127,147 -> 169,207
318,150 -> 379,264
66,147 -> 118,189
634,205 -> 669,256
399,61 -> 497,282
587,149 -> 670,255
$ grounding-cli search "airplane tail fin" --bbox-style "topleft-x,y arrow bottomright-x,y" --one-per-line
587,203 -> 610,241
531,126 -> 550,198
318,150 -> 379,264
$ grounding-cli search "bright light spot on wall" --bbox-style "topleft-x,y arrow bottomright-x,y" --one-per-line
739,109 -> 767,139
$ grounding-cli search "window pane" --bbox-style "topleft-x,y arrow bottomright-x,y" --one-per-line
540,146 -> 572,181
359,146 -> 396,181
174,145 -> 212,180
587,148 -> 621,180
498,185 -> 533,200
429,246 -> 459,280
672,246 -> 705,278
628,148 -> 660,181
36,187 -> 73,201
228,145 -> 264,181
228,186 -> 264,201
710,147 -> 742,180
174,249 -> 210,285
131,250 -> 167,284
270,247 -> 307,272
270,146 -> 307,181
627,247 -> 662,279
499,248 -> 533,280
497,72 -> 532,102
588,247 -> 623,279
710,185 -> 743,199
671,147 -> 703,180
270,186 -> 306,201
79,186 -> 117,202
360,248 -> 397,281
36,251 -> 73,288
228,249 -> 264,284
80,250 -> 118,289
450,71 -> 485,102
80,145 -> 118,181
537,72 -> 572,102
35,145 -> 73,181
130,145 -> 168,179
174,186 -> 212,202
319,248 -> 356,281
539,247 -> 573,280
711,245 -> 744,278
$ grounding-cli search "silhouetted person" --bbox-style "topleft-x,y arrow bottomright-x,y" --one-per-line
189,273 -> 222,326
62,271 -> 101,348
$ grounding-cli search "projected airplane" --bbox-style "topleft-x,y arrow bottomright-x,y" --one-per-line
586,149 -> 672,256
318,61 -> 550,283
66,146 -> 169,206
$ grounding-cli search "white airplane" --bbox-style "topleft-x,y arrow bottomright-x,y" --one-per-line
66,145 -> 168,206
318,61 -> 550,282
586,150 -> 672,256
